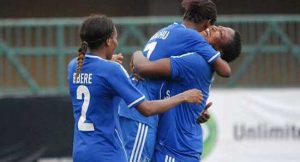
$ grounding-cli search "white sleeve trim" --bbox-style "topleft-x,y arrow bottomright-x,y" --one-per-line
128,96 -> 145,108
159,82 -> 165,100
208,52 -> 221,63
119,64 -> 130,78
171,52 -> 194,58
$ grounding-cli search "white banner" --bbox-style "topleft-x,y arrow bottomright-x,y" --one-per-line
202,88 -> 300,162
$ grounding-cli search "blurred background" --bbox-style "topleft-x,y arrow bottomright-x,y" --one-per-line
0,0 -> 299,162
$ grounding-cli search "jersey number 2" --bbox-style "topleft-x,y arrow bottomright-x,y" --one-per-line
77,85 -> 95,131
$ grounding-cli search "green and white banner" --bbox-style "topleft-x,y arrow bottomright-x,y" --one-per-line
202,89 -> 300,162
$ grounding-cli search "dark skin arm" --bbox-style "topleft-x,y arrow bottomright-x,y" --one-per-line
133,50 -> 214,122
135,89 -> 203,117
133,50 -> 171,78
213,58 -> 231,78
132,51 -> 205,117
133,50 -> 231,79
197,102 -> 213,124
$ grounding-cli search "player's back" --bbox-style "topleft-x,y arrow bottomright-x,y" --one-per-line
143,22 -> 218,100
157,53 -> 213,162
145,22 -> 210,61
68,54 -> 127,162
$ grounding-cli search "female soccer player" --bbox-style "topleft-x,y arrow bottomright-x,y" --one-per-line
118,1 -> 232,161
132,25 -> 241,162
67,15 -> 203,162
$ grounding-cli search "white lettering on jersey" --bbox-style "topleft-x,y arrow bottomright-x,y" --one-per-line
164,90 -> 171,99
73,73 -> 93,84
149,30 -> 170,41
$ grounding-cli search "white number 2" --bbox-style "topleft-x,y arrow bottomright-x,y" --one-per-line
76,85 -> 95,131
143,41 -> 157,59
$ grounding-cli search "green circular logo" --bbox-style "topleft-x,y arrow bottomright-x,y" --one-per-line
202,115 -> 217,159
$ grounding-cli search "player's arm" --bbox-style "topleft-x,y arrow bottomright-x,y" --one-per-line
188,30 -> 232,77
108,63 -> 202,117
197,102 -> 213,124
133,50 -> 171,79
198,49 -> 231,78
213,58 -> 231,78
136,88 -> 202,117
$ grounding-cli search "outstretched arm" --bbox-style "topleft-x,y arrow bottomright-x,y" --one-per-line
136,89 -> 203,117
132,50 -> 171,79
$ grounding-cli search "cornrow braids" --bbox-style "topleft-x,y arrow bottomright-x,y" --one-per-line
74,15 -> 115,79
80,15 -> 115,50
75,41 -> 88,79
183,6 -> 206,24
182,0 -> 217,24
85,30 -> 112,49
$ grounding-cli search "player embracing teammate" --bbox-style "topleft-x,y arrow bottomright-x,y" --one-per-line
118,0 -> 241,162
68,0 -> 242,162
68,15 -> 203,162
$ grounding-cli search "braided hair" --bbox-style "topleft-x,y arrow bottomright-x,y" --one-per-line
182,0 -> 217,25
75,41 -> 88,79
75,15 -> 115,79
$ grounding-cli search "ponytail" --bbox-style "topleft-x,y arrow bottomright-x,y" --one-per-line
75,41 -> 88,79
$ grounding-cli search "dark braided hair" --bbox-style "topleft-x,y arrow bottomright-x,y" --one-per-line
75,41 -> 88,79
75,15 -> 115,78
182,0 -> 217,25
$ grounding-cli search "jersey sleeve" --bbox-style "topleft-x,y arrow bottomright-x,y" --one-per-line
186,30 -> 221,64
170,53 -> 195,80
107,63 -> 145,108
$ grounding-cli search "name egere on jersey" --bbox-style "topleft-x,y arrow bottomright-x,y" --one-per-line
73,73 -> 93,84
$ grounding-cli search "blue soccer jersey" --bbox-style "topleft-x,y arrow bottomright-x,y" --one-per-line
68,54 -> 145,162
118,77 -> 159,162
119,22 -> 219,124
145,22 -> 220,62
118,77 -> 158,128
142,22 -> 220,100
155,53 -> 214,162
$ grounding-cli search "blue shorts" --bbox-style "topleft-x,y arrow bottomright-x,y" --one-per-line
152,149 -> 201,162
152,150 -> 178,162
119,116 -> 157,162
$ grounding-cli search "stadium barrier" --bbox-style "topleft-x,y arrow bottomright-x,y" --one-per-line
1,89 -> 299,162
0,96 -> 73,161
0,15 -> 300,95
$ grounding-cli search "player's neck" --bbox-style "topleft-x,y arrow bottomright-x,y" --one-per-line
88,49 -> 108,60
183,20 -> 205,32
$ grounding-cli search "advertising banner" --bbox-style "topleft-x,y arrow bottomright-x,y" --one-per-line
202,89 -> 300,162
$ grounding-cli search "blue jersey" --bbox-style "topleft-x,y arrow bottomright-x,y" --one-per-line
68,54 -> 145,162
118,77 -> 159,128
143,22 -> 220,100
156,53 -> 214,162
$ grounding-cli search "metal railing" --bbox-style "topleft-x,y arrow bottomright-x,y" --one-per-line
0,15 -> 300,95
